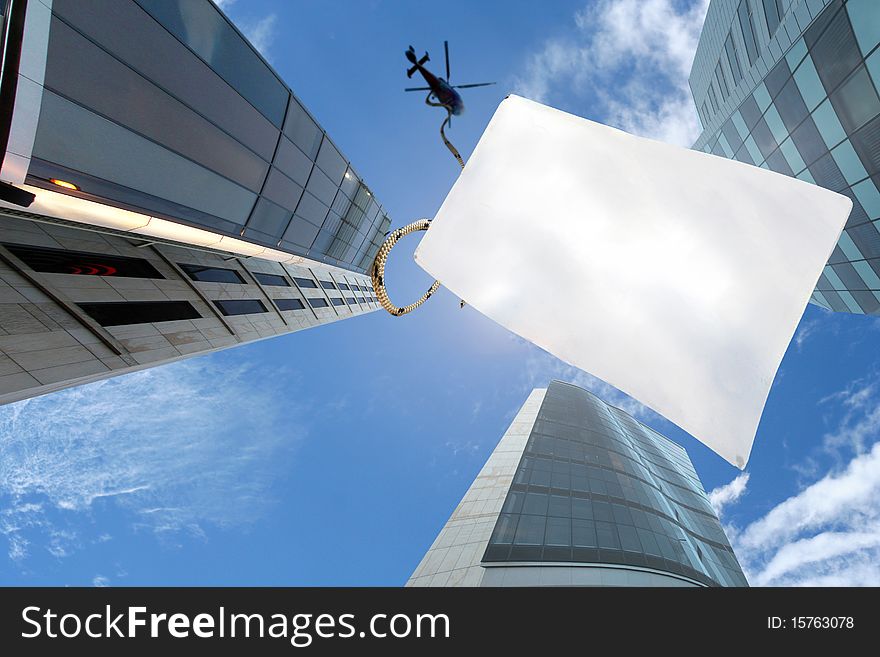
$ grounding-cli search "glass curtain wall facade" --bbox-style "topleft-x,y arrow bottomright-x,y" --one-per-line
483,382 -> 746,587
690,0 -> 880,315
1,0 -> 389,273
408,382 -> 747,586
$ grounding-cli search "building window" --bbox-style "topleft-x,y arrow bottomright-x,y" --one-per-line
700,101 -> 711,126
213,299 -> 268,316
708,83 -> 720,113
179,264 -> 245,284
762,0 -> 783,38
715,62 -> 729,100
725,32 -> 744,84
293,276 -> 318,288
355,296 -> 364,303
78,300 -> 200,326
4,243 -> 165,278
275,298 -> 305,311
738,0 -> 761,66
808,7 -> 862,94
308,297 -> 328,308
345,297 -> 356,304
774,78 -> 809,132
339,283 -> 350,290
722,119 -> 744,152
331,298 -> 345,306
829,65 -> 880,134
791,115 -> 828,166
320,280 -> 337,289
136,0 -> 289,127
253,272 -> 290,287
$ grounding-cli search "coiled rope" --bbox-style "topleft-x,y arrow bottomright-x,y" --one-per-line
371,101 -> 466,316
371,219 -> 441,316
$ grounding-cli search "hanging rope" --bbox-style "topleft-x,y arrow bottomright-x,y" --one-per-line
371,98 -> 466,316
425,92 -> 466,168
440,115 -> 465,168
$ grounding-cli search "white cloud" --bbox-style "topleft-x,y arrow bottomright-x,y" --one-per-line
794,317 -> 820,351
0,358 -> 303,562
92,575 -> 110,588
211,1 -> 277,60
521,341 -> 654,421
513,0 -> 709,146
708,472 -> 749,517
7,535 -> 27,561
240,15 -> 277,58
754,528 -> 880,586
736,442 -> 880,556
716,380 -> 880,586
820,380 -> 880,456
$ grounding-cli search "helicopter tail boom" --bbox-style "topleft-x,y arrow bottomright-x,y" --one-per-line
405,46 -> 429,77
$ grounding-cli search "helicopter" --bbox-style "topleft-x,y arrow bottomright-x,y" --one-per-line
403,42 -> 493,310
404,41 -> 495,122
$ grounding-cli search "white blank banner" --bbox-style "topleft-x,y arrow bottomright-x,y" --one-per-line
415,95 -> 851,468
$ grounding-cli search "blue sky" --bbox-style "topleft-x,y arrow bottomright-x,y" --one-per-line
2,0 -> 879,586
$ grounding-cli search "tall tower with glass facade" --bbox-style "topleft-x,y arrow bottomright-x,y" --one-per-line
690,0 -> 880,315
408,381 -> 747,587
0,0 -> 385,404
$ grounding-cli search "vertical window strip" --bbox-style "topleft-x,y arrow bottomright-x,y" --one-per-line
762,0 -> 783,38
708,84 -> 720,114
738,0 -> 761,65
725,32 -> 744,84
715,61 -> 730,100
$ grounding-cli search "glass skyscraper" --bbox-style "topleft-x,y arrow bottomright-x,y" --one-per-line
408,381 -> 747,587
0,0 -> 384,404
690,0 -> 880,315
1,0 -> 389,273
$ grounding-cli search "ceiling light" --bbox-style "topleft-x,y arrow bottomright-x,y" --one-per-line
49,178 -> 78,191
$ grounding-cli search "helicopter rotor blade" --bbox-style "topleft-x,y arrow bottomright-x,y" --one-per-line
452,82 -> 497,89
404,86 -> 432,91
444,40 -> 451,81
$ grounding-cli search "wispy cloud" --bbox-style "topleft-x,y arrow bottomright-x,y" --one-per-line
513,0 -> 709,146
715,380 -> 880,586
212,0 -> 278,60
794,317 -> 820,351
820,379 -> 880,457
520,340 -> 654,421
708,472 -> 749,517
240,14 -> 277,58
0,358 -> 303,563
